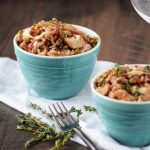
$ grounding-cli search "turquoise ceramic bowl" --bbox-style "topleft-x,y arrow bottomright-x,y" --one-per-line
91,70 -> 150,147
13,25 -> 100,99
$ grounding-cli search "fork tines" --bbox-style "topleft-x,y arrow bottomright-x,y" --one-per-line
49,102 -> 77,130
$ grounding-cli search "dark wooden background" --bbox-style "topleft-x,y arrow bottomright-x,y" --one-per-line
0,0 -> 150,150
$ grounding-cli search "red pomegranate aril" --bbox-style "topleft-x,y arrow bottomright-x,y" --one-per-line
28,43 -> 34,52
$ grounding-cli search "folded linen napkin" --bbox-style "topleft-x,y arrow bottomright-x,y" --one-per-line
0,57 -> 149,150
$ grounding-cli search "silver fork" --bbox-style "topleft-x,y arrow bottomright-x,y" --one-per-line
48,102 -> 97,150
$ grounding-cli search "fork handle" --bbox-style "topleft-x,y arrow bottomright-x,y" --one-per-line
74,128 -> 97,150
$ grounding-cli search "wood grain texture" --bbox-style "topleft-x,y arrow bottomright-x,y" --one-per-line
0,0 -> 150,150
0,0 -> 150,63
0,101 -> 87,150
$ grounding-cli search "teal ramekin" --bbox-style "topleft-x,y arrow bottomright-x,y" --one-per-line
91,70 -> 150,147
13,25 -> 101,100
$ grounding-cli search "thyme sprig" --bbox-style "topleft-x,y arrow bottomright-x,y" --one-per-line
69,106 -> 82,122
16,103 -> 97,150
16,113 -> 75,149
31,103 -> 53,118
83,106 -> 97,112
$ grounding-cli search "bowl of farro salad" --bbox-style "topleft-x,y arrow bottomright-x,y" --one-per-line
15,18 -> 98,57
13,18 -> 100,99
91,64 -> 150,146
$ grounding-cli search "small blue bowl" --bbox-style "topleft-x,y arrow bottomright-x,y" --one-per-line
13,25 -> 100,100
91,69 -> 150,147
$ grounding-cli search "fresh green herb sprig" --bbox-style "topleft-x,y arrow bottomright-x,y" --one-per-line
31,103 -> 82,123
100,77 -> 106,87
31,103 -> 53,119
114,64 -> 125,76
69,106 -> 82,122
83,106 -> 97,112
16,103 -> 97,150
17,113 -> 75,150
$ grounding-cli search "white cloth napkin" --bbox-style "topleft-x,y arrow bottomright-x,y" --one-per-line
0,57 -> 149,150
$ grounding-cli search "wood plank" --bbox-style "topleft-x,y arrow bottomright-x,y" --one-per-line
0,0 -> 149,63
0,101 -> 87,150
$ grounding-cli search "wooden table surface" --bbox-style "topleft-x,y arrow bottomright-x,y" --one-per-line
0,0 -> 150,150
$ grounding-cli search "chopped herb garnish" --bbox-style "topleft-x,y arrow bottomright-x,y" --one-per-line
125,83 -> 132,93
100,77 -> 106,87
114,64 -> 125,76
134,91 -> 141,99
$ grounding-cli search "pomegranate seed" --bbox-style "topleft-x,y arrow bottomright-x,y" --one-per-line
52,29 -> 60,36
28,43 -> 34,52
121,66 -> 127,71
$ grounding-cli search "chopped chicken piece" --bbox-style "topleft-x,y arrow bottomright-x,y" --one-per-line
141,94 -> 150,101
81,43 -> 91,52
96,84 -> 110,95
34,33 -> 46,40
22,28 -> 32,40
64,35 -> 85,49
138,87 -> 150,94
127,70 -> 144,77
131,86 -> 138,94
111,84 -> 121,92
109,89 -> 135,101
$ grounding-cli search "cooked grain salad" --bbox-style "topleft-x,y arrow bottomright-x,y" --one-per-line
95,65 -> 150,102
16,18 -> 98,56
